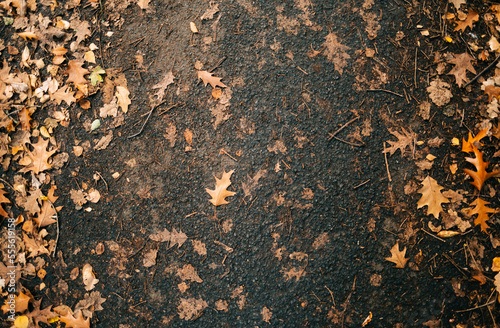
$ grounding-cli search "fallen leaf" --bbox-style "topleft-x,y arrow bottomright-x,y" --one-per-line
177,297 -> 207,321
261,306 -> 272,324
320,32 -> 351,75
82,263 -> 98,291
417,176 -> 450,219
191,240 -> 207,256
176,264 -> 203,283
19,108 -> 31,131
1,291 -> 30,313
215,300 -> 228,312
59,310 -> 90,328
206,170 -> 236,206
197,70 -> 227,89
383,127 -> 417,157
65,60 -> 89,86
143,249 -> 157,267
115,86 -> 131,113
200,3 -> 219,20
447,52 -> 476,87
427,78 -> 452,106
454,10 -> 479,32
21,137 -> 58,174
462,128 -> 488,153
469,197 -> 498,233
149,228 -> 187,248
492,257 -> 500,271
463,146 -> 499,191
152,71 -> 175,101
385,242 -> 409,268
0,186 -> 11,217
74,291 -> 106,319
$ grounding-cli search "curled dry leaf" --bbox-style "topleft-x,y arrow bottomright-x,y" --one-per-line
82,263 -> 98,291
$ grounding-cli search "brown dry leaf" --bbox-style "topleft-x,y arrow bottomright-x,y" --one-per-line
21,137 -> 58,174
462,128 -> 488,153
82,263 -> 98,291
383,128 -> 417,157
0,186 -> 11,217
184,128 -> 193,145
164,123 -> 176,147
59,310 -> 90,328
177,297 -> 208,321
137,0 -> 149,9
447,53 -> 476,87
206,170 -> 236,206
197,70 -> 227,89
485,85 -> 500,102
34,185 -> 59,227
321,32 -> 351,75
115,86 -> 131,113
469,197 -> 498,233
493,257 -> 500,271
241,169 -> 266,199
19,108 -> 31,131
283,267 -> 306,281
201,2 -> 219,20
74,291 -> 106,319
262,306 -> 272,324
417,176 -> 450,219
312,232 -> 329,250
143,249 -> 158,267
1,291 -> 30,313
50,85 -> 76,106
385,242 -> 409,268
454,10 -> 479,32
463,146 -> 499,191
191,240 -> 207,256
212,87 -> 222,99
65,60 -> 89,86
152,71 -> 174,101
149,228 -> 188,248
176,264 -> 203,283
427,78 -> 452,106
25,299 -> 57,328
94,131 -> 113,150
215,300 -> 228,312
23,233 -> 50,258
17,31 -> 38,41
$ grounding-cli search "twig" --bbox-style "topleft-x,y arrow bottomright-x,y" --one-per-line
367,89 -> 403,97
332,136 -> 364,147
95,171 -> 108,191
128,100 -> 167,139
128,36 -> 145,46
328,116 -> 359,140
465,53 -> 500,87
353,179 -> 370,189
159,102 -> 183,115
296,66 -> 309,75
209,56 -> 227,73
414,47 -> 418,88
421,229 -> 445,242
325,285 -> 336,307
219,148 -> 237,161
383,142 -> 392,182
455,301 -> 496,313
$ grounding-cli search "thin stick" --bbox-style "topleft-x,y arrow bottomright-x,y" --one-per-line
367,89 -> 403,97
421,229 -> 445,242
128,100 -> 167,139
296,66 -> 309,75
465,53 -> 500,87
332,136 -> 364,147
414,47 -> 418,88
209,56 -> 227,73
383,142 -> 392,182
353,179 -> 370,189
455,301 -> 496,313
328,116 -> 359,140
325,285 -> 336,307
95,171 -> 108,191
219,148 -> 237,161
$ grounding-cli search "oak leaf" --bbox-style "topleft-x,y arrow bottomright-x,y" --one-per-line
469,198 -> 498,233
59,310 -> 90,328
463,146 -> 499,191
26,299 -> 57,328
1,291 -> 30,313
197,70 -> 227,89
19,108 -> 31,131
0,186 -> 10,217
23,233 -> 50,258
454,10 -> 479,32
152,71 -> 175,101
65,60 -> 89,86
34,185 -> 59,227
485,85 -> 500,102
21,137 -> 58,174
115,86 -> 131,113
385,242 -> 409,268
50,85 -> 76,106
417,176 -> 449,219
148,228 -> 187,248
383,127 -> 417,157
447,53 -> 476,87
206,170 -> 236,206
176,264 -> 203,283
462,128 -> 487,153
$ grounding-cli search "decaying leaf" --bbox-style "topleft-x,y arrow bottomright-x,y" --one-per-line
176,264 -> 203,283
468,198 -> 498,233
320,32 -> 351,75
447,52 -> 476,87
152,71 -> 175,101
206,170 -> 236,206
177,297 -> 208,321
463,146 -> 499,191
417,176 -> 450,219
149,228 -> 188,248
197,70 -> 227,89
82,263 -> 98,291
115,86 -> 131,113
385,242 -> 409,268
0,186 -> 11,217
427,78 -> 452,106
261,306 -> 272,324
383,127 -> 417,157
20,137 -> 58,174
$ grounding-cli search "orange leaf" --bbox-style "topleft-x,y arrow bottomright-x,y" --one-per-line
0,186 -> 11,218
60,310 -> 90,328
417,176 -> 449,219
454,10 -> 479,32
385,242 -> 409,268
462,128 -> 488,153
197,70 -> 227,89
484,85 -> 500,102
65,60 -> 89,86
17,31 -> 38,41
18,108 -> 31,131
206,170 -> 236,206
1,291 -> 30,314
469,197 -> 498,233
463,146 -> 500,191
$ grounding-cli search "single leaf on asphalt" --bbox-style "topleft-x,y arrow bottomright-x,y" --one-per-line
463,146 -> 500,191
469,197 -> 499,233
197,70 -> 227,89
178,297 -> 208,321
417,176 -> 449,219
385,242 -> 409,268
82,263 -> 98,291
206,170 -> 236,206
